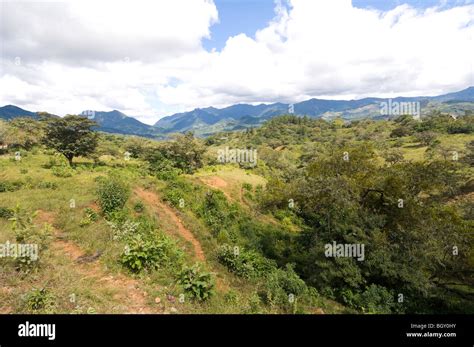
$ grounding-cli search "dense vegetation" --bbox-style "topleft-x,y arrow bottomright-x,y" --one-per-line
0,111 -> 472,314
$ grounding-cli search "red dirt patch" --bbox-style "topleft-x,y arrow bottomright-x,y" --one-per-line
199,176 -> 233,201
200,176 -> 228,188
35,210 -> 55,226
135,188 -> 206,261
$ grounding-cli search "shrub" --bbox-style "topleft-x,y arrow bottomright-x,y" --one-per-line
263,264 -> 309,309
96,175 -> 130,215
177,263 -> 215,301
196,191 -> 237,235
224,290 -> 239,305
51,165 -> 74,178
120,233 -> 183,273
36,181 -> 58,190
0,207 -> 13,219
246,292 -> 262,314
341,284 -> 396,314
242,183 -> 253,191
42,157 -> 59,169
133,201 -> 145,213
108,219 -> 140,240
0,180 -> 24,192
23,288 -> 56,312
9,206 -> 52,271
216,244 -> 276,279
79,207 -> 99,227
162,178 -> 195,208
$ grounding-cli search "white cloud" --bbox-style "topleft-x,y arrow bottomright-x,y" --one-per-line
0,0 -> 473,124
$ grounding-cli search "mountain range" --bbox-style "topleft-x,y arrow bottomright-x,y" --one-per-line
1,87 -> 473,138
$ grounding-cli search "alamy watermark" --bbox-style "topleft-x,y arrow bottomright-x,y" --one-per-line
81,110 -> 96,120
217,147 -> 258,167
0,241 -> 39,261
325,241 -> 365,261
380,99 -> 421,120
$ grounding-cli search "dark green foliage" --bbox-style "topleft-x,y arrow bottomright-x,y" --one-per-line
144,132 -> 205,176
216,244 -> 276,279
51,165 -> 74,177
196,190 -> 237,235
23,288 -> 56,312
0,180 -> 24,192
0,207 -> 13,219
36,181 -> 58,190
133,200 -> 145,213
144,149 -> 181,180
259,139 -> 472,313
177,263 -> 215,301
42,115 -> 98,166
341,285 -> 397,314
262,264 -> 312,310
120,233 -> 184,273
96,175 -> 130,215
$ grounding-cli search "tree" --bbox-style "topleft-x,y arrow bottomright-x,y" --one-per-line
463,140 -> 474,166
42,115 -> 98,166
4,118 -> 43,150
415,131 -> 438,147
382,148 -> 404,165
164,132 -> 206,174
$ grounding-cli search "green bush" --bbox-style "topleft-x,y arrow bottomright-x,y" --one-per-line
42,157 -> 59,169
262,264 -> 309,310
79,207 -> 99,227
242,183 -> 253,191
341,284 -> 396,314
162,178 -> 196,208
120,233 -> 183,273
0,207 -> 13,219
177,263 -> 215,301
96,175 -> 130,215
0,180 -> 24,192
197,191 -> 237,235
23,288 -> 56,312
216,244 -> 276,279
133,200 -> 145,213
36,181 -> 58,190
9,206 -> 52,271
51,165 -> 74,178
108,219 -> 140,240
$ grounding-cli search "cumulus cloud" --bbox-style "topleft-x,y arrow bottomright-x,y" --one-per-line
0,0 -> 473,124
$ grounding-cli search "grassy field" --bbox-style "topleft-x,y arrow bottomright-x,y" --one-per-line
0,150 -> 346,314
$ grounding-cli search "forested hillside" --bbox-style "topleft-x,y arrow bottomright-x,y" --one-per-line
0,112 -> 472,314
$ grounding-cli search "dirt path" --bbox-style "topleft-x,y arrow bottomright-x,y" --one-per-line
134,188 -> 206,262
35,210 -> 157,314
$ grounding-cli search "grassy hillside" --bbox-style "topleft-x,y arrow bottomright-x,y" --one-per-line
0,113 -> 472,314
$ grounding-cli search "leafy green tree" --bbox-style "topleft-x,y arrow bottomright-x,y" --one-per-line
42,115 -> 98,166
382,148 -> 404,165
5,118 -> 43,150
166,132 -> 206,174
415,131 -> 439,147
146,132 -> 205,175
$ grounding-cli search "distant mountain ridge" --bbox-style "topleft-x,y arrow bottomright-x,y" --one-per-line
154,87 -> 474,135
0,105 -> 38,120
1,86 -> 473,137
79,110 -> 159,138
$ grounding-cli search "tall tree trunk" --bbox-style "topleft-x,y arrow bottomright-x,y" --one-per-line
66,155 -> 74,167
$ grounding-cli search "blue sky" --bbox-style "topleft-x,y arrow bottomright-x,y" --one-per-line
204,0 -> 470,51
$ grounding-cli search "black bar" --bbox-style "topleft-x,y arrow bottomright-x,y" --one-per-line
0,314 -> 472,346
